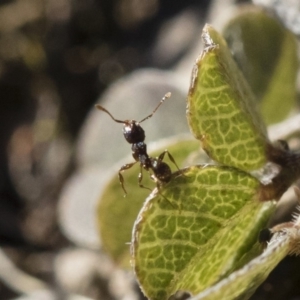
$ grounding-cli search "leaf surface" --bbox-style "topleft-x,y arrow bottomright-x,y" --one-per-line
187,24 -> 268,171
191,233 -> 290,300
132,165 -> 275,299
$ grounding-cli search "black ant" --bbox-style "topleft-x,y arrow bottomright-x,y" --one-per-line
96,92 -> 180,196
258,228 -> 273,246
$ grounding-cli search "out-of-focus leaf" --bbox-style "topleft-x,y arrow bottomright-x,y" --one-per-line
97,137 -> 200,267
223,8 -> 298,124
187,24 -> 268,172
132,165 -> 275,300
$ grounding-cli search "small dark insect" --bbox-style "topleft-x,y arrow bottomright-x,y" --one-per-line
96,92 -> 180,196
258,228 -> 273,244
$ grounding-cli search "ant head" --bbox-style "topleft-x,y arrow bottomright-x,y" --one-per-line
95,92 -> 171,145
122,92 -> 171,144
123,121 -> 145,144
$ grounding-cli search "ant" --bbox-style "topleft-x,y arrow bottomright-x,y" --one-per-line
96,92 -> 180,196
258,228 -> 273,246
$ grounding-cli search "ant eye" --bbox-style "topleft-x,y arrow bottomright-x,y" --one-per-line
123,123 -> 145,144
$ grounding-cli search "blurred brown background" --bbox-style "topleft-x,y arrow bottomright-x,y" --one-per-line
1,0 -> 300,300
0,0 -> 210,299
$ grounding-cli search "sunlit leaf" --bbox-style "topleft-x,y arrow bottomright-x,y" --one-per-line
187,24 -> 268,172
191,234 -> 290,300
132,165 -> 275,299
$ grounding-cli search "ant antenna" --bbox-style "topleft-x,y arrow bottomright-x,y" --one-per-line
139,92 -> 171,123
95,105 -> 125,124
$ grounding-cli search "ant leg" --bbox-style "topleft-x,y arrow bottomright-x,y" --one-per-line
158,149 -> 186,182
118,173 -> 127,195
138,166 -> 174,207
150,174 -> 176,209
158,150 -> 180,171
118,162 -> 136,196
154,182 -> 176,209
138,164 -> 152,192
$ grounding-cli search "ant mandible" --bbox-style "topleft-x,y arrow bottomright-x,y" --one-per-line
96,92 -> 180,196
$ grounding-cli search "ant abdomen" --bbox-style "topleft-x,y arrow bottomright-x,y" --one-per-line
151,159 -> 172,183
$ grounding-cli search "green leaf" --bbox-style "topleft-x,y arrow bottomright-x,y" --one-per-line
132,165 -> 275,299
97,137 -> 200,267
259,31 -> 298,124
223,8 -> 298,125
191,234 -> 290,300
187,24 -> 268,172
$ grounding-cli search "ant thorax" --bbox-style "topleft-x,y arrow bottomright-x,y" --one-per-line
132,142 -> 150,167
123,121 -> 145,144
